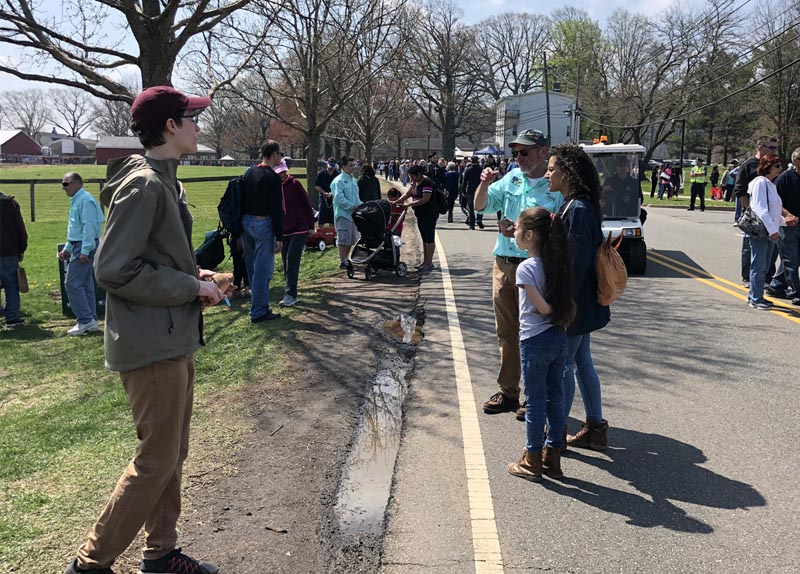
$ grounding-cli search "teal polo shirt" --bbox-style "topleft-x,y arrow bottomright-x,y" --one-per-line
478,168 -> 564,258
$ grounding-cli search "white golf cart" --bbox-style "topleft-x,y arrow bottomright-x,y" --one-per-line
581,142 -> 647,274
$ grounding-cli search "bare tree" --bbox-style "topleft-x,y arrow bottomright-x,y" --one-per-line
50,88 -> 95,136
473,12 -> 550,100
91,97 -> 132,136
0,88 -> 49,137
229,0 -> 407,193
0,0 -> 256,102
403,0 -> 484,158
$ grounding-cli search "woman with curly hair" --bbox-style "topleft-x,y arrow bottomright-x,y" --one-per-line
546,144 -> 611,451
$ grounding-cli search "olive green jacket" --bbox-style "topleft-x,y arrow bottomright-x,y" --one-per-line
95,155 -> 201,372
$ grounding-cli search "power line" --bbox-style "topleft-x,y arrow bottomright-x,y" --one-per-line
580,52 -> 800,130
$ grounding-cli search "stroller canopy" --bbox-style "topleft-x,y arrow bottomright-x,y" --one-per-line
353,199 -> 391,248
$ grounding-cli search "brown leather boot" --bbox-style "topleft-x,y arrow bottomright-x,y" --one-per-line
542,446 -> 564,479
507,449 -> 542,482
567,419 -> 609,451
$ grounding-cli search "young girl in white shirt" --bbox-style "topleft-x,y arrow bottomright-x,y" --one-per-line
507,207 -> 576,482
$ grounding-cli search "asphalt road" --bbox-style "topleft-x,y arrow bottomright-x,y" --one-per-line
382,206 -> 800,574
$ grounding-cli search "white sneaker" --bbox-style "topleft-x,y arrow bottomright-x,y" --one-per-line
67,319 -> 100,336
279,295 -> 298,307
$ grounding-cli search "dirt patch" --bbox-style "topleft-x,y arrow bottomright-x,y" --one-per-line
164,223 -> 424,573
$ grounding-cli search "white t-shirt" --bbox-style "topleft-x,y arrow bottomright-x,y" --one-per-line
516,256 -> 554,341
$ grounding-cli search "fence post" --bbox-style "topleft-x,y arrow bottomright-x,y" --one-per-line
29,181 -> 35,222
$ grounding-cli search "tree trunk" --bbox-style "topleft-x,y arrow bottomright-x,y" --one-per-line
138,40 -> 175,88
442,106 -> 456,160
306,135 -> 322,206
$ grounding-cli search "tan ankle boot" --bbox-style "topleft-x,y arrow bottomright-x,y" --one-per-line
542,446 -> 564,478
507,449 -> 542,482
567,419 -> 609,451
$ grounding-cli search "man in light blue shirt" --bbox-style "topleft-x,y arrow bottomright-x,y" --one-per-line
331,156 -> 361,269
474,130 -> 564,418
58,172 -> 105,335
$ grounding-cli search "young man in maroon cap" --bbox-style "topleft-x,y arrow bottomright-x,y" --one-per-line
65,86 -> 227,574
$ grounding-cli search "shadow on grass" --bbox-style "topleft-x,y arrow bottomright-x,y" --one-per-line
0,323 -> 57,342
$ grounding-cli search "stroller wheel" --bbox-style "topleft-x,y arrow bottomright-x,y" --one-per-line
395,262 -> 408,277
365,266 -> 373,281
346,262 -> 355,279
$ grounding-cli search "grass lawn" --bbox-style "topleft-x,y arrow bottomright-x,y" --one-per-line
0,164 -> 337,571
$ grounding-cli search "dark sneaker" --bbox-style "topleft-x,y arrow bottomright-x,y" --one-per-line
5,317 -> 25,327
792,298 -> 800,306
140,549 -> 218,574
765,285 -> 787,298
749,300 -> 773,310
251,310 -> 281,323
64,559 -> 115,574
741,279 -> 750,288
483,391 -> 520,414
339,262 -> 348,270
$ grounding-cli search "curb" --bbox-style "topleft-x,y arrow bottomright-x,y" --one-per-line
644,203 -> 735,212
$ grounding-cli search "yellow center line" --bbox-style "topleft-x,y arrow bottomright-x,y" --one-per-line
435,234 -> 504,573
648,251 -> 800,324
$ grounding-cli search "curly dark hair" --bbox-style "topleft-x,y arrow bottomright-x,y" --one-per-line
549,144 -> 602,216
517,207 -> 575,327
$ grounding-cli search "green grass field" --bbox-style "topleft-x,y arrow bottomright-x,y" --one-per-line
0,164 -> 336,572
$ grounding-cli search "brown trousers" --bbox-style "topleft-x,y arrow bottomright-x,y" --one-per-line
493,257 -> 521,401
77,354 -> 195,569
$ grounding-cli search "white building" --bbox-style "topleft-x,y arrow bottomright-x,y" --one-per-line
495,90 -> 577,154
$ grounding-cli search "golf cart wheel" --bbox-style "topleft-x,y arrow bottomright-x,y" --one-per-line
346,262 -> 355,279
365,266 -> 373,281
395,262 -> 408,277
318,239 -> 327,251
629,240 -> 647,275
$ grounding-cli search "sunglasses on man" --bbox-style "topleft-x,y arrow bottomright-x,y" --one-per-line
511,147 -> 538,158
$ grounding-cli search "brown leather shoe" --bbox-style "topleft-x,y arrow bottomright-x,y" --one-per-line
567,419 -> 609,451
515,403 -> 527,421
483,391 -> 520,414
542,446 -> 564,479
507,449 -> 542,482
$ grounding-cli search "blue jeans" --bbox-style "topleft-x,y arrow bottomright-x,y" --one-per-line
242,214 -> 276,319
563,333 -> 603,423
65,241 -> 98,324
749,236 -> 775,303
0,256 -> 21,322
770,225 -> 800,295
521,327 -> 566,451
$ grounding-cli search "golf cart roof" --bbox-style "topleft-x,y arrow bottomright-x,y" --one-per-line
580,143 -> 647,154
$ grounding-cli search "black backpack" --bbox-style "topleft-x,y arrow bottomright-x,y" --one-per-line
433,185 -> 449,215
218,167 -> 251,235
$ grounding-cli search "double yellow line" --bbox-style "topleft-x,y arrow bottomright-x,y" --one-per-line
648,250 -> 800,325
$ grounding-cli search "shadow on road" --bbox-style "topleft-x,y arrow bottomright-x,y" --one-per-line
543,427 -> 766,533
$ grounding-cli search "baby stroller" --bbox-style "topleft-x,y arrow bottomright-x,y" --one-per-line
346,199 -> 408,280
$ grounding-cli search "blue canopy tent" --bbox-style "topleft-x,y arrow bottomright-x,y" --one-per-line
473,145 -> 501,156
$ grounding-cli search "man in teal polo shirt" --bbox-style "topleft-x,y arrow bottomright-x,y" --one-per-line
331,156 -> 361,269
474,130 -> 563,418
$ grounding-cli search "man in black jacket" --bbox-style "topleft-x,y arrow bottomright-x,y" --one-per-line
735,135 -> 778,287
0,192 -> 28,327
242,140 -> 284,323
460,156 -> 484,229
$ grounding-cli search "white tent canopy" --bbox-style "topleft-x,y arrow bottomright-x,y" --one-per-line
220,155 -> 236,161
454,147 -> 474,159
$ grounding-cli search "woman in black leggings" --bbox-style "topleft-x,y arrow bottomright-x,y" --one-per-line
396,165 -> 439,272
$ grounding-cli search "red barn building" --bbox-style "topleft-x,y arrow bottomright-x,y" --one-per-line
95,136 -> 144,165
0,130 -> 42,157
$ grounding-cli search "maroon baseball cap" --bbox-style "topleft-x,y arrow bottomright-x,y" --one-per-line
130,86 -> 211,129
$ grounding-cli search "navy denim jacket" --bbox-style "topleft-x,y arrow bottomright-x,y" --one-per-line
559,196 -> 610,336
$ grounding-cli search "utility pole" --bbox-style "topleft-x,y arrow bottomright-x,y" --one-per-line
543,51 -> 551,139
426,100 -> 432,159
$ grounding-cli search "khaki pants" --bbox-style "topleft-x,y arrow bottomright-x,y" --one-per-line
493,257 -> 521,401
77,354 -> 195,569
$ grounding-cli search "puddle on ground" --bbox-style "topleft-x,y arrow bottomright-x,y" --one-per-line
383,313 -> 422,345
335,361 -> 410,536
